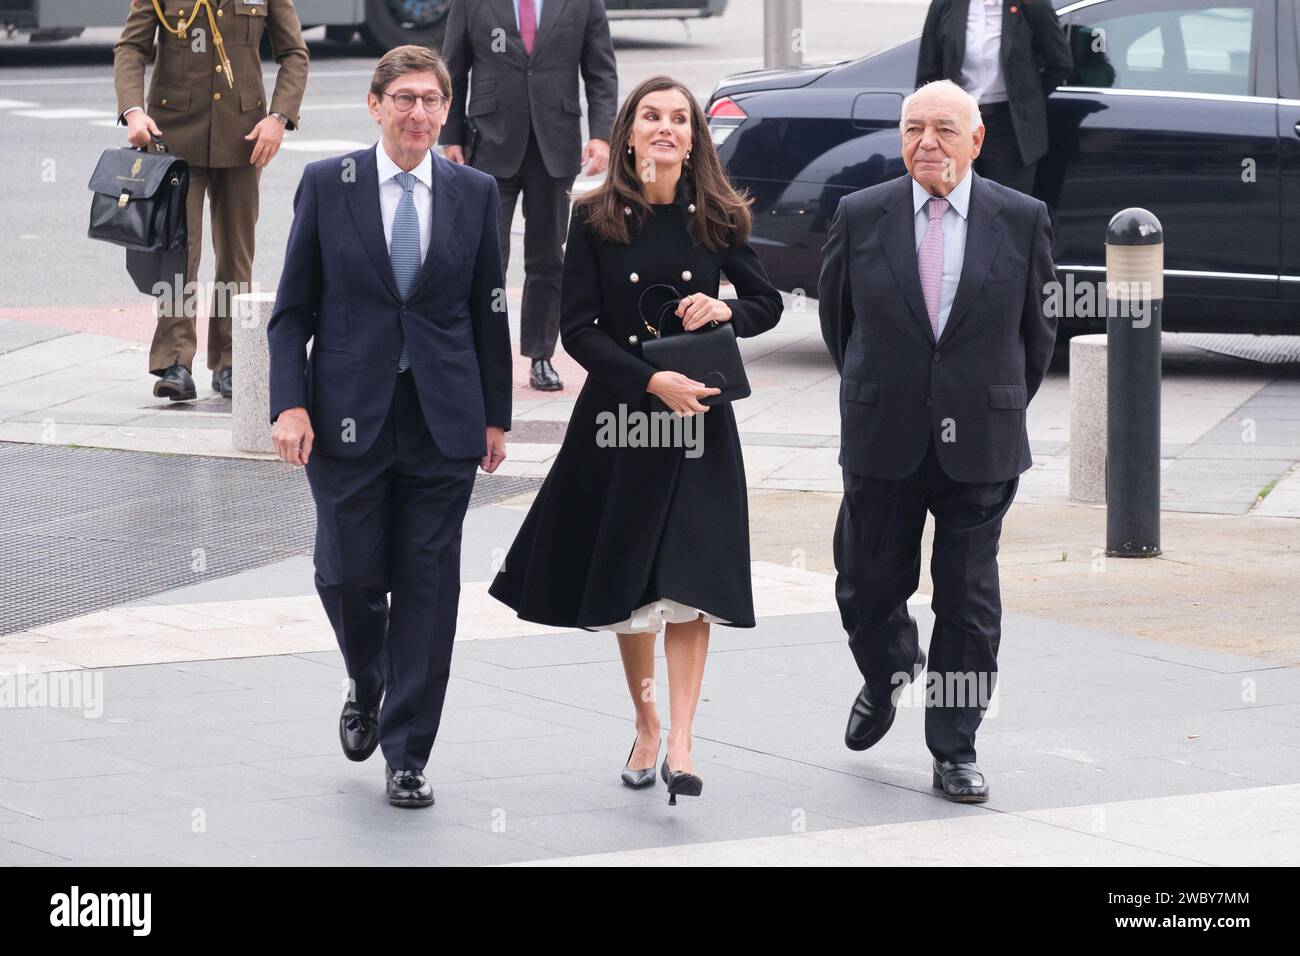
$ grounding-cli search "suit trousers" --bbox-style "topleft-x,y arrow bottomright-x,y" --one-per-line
973,101 -> 1037,196
150,163 -> 260,377
489,129 -> 576,361
833,435 -> 1018,763
305,369 -> 479,771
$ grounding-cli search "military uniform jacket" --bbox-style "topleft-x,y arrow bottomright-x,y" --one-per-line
114,0 -> 309,168
489,185 -> 784,630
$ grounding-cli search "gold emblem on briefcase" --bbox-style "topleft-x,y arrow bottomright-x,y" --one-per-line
131,158 -> 143,177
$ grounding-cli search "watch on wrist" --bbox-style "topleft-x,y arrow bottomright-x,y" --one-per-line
270,112 -> 289,127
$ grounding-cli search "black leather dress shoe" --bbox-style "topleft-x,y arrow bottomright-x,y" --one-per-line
339,700 -> 380,762
152,363 -> 196,402
529,358 -> 563,391
212,367 -> 232,398
845,646 -> 926,751
385,765 -> 435,808
932,760 -> 989,803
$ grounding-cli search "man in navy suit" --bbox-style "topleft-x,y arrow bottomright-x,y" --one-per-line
818,79 -> 1057,803
268,46 -> 512,808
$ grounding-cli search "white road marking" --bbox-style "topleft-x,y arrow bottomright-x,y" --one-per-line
11,107 -> 115,120
278,139 -> 370,152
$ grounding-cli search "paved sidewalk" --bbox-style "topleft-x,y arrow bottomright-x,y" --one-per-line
3,501 -> 1299,865
1,298 -> 1298,865
1,489 -> 1298,865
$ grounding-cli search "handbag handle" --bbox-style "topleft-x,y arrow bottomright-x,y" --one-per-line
637,283 -> 681,338
638,282 -> 719,339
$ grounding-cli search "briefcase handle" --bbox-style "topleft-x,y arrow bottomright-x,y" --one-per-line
133,132 -> 169,154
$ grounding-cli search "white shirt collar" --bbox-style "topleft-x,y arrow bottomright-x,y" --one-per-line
376,141 -> 433,190
912,166 -> 973,220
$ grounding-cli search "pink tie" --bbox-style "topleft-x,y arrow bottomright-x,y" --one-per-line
519,0 -> 537,54
918,197 -> 949,340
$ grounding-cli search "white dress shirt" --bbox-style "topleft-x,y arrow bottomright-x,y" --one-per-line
512,0 -> 543,30
376,142 -> 432,264
961,0 -> 1007,106
912,167 -> 973,338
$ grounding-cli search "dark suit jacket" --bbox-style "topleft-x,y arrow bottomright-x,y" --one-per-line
267,146 -> 512,460
440,0 -> 619,179
916,0 -> 1073,167
817,172 -> 1058,484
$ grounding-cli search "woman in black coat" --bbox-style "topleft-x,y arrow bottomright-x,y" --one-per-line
488,75 -> 783,804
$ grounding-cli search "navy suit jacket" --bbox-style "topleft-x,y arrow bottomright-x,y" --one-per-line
818,171 -> 1058,484
268,145 -> 512,460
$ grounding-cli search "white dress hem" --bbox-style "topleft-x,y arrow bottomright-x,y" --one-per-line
593,598 -> 730,635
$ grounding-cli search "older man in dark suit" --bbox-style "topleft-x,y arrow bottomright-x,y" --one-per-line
268,46 -> 512,809
917,0 -> 1072,195
818,79 -> 1057,803
441,0 -> 618,391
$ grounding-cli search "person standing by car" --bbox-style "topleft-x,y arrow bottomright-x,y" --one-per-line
441,0 -> 618,392
916,0 -> 1072,195
114,0 -> 309,402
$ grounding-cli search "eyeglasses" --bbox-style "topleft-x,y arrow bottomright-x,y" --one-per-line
383,91 -> 448,113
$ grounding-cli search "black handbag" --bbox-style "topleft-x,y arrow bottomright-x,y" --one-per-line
637,283 -> 750,406
88,137 -> 190,294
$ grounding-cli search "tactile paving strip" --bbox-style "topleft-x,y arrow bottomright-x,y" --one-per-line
1171,334 -> 1300,365
0,443 -> 540,637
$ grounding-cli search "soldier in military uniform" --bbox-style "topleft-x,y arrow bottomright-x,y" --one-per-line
114,0 -> 309,401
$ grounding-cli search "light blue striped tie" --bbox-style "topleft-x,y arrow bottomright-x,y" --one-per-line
390,171 -> 421,372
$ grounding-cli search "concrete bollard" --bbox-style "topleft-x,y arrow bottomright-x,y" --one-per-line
232,291 -> 277,454
1069,332 -> 1107,502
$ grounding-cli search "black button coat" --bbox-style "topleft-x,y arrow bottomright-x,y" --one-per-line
489,192 -> 783,629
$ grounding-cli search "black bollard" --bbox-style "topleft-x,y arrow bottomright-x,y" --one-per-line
1105,208 -> 1163,557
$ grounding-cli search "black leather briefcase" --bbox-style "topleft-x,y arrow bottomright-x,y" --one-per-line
88,137 -> 190,295
87,137 -> 189,254
638,283 -> 751,406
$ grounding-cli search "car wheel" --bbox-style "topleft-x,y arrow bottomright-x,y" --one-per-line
361,0 -> 451,52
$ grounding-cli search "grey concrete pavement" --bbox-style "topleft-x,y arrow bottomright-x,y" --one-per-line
3,497 -> 1299,865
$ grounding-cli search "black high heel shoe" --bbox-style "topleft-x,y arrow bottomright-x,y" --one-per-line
660,755 -> 703,806
620,736 -> 660,789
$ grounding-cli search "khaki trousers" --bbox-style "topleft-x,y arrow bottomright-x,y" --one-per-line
150,164 -> 261,376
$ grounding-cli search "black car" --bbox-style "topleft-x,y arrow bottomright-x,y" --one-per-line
707,0 -> 1300,333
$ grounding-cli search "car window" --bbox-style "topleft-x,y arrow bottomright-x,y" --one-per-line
1064,0 -> 1258,96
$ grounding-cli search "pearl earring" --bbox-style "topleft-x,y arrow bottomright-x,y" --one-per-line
685,150 -> 691,162
627,146 -> 633,155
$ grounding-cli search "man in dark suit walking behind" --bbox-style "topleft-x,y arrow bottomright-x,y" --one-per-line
916,0 -> 1072,194
441,0 -> 618,391
818,79 -> 1057,803
268,46 -> 512,808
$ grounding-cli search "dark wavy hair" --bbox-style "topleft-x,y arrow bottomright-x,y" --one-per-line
575,75 -> 752,251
